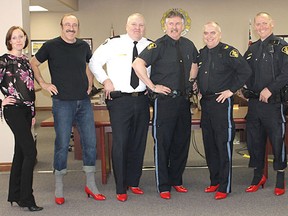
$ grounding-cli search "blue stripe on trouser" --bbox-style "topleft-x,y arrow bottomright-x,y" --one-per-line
153,98 -> 160,192
280,104 -> 286,162
226,98 -> 232,193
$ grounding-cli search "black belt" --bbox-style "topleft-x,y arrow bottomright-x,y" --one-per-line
201,94 -> 219,99
166,90 -> 185,98
121,91 -> 146,97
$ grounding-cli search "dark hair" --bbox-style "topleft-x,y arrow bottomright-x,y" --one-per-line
165,10 -> 185,22
5,26 -> 29,51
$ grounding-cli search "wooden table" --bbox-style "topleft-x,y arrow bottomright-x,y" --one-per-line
41,106 -> 248,184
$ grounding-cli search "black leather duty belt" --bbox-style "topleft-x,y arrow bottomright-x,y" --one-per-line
110,90 -> 146,99
121,91 -> 146,97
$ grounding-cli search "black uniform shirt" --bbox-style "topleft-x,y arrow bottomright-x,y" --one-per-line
138,35 -> 198,91
244,34 -> 288,94
197,42 -> 251,95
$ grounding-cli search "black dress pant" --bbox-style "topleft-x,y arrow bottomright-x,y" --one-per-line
246,99 -> 287,171
152,96 -> 191,193
106,95 -> 150,194
4,105 -> 37,206
200,96 -> 235,193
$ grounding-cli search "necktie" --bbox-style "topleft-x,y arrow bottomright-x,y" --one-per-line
202,49 -> 211,93
176,41 -> 185,92
130,41 -> 139,89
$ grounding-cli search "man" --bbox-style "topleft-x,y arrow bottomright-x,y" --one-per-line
243,12 -> 288,196
132,10 -> 198,199
197,22 -> 251,200
30,14 -> 105,205
89,13 -> 151,202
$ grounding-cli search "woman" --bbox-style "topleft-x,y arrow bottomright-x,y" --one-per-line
0,26 -> 43,211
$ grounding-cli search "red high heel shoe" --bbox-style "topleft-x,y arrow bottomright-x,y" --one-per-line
128,187 -> 144,194
274,187 -> 285,196
85,186 -> 106,201
160,191 -> 171,199
274,181 -> 285,196
204,184 -> 220,193
117,194 -> 128,202
173,185 -> 188,193
55,197 -> 65,205
214,192 -> 228,200
245,175 -> 267,192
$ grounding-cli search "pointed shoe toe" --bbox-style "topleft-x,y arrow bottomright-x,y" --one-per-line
117,194 -> 128,202
28,205 -> 43,212
55,197 -> 65,205
274,187 -> 285,196
129,187 -> 144,194
160,191 -> 171,199
173,185 -> 188,193
204,184 -> 220,193
214,192 -> 228,200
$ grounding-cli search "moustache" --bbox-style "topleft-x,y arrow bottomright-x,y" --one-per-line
66,30 -> 76,33
171,29 -> 179,33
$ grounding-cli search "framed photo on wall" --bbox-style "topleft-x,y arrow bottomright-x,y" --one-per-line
31,40 -> 46,56
81,38 -> 93,51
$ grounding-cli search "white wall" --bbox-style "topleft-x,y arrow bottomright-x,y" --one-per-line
0,0 -> 30,164
30,0 -> 288,107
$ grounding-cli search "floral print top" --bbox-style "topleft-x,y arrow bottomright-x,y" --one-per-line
0,54 -> 35,118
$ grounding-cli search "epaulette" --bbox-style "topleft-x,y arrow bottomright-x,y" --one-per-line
222,44 -> 230,50
221,43 -> 239,58
269,39 -> 280,46
109,35 -> 120,40
147,38 -> 154,42
102,35 -> 121,45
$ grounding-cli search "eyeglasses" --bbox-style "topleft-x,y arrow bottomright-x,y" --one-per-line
62,23 -> 78,28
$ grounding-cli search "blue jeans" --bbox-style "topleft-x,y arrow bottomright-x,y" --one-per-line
52,98 -> 96,171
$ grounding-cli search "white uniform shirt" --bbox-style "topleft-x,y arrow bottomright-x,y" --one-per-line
89,34 -> 151,93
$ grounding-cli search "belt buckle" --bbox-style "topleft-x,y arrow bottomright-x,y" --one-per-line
131,92 -> 139,97
171,90 -> 179,98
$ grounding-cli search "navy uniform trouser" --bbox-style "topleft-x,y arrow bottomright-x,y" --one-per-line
152,96 -> 191,193
106,95 -> 150,194
200,96 -> 235,193
246,99 -> 287,171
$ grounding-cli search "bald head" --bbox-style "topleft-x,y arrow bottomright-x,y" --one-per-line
126,13 -> 146,41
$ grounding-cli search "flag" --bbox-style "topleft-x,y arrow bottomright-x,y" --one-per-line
248,19 -> 252,46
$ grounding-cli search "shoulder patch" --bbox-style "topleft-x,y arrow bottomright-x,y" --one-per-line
229,49 -> 239,58
281,46 -> 288,55
147,43 -> 157,50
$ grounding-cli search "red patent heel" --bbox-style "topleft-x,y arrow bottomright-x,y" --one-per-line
204,184 -> 220,193
245,175 -> 267,192
55,197 -> 65,205
85,186 -> 106,201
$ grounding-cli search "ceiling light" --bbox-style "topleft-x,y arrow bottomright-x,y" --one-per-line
29,6 -> 48,12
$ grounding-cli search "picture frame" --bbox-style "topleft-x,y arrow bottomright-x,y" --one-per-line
31,40 -> 46,56
81,38 -> 93,51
